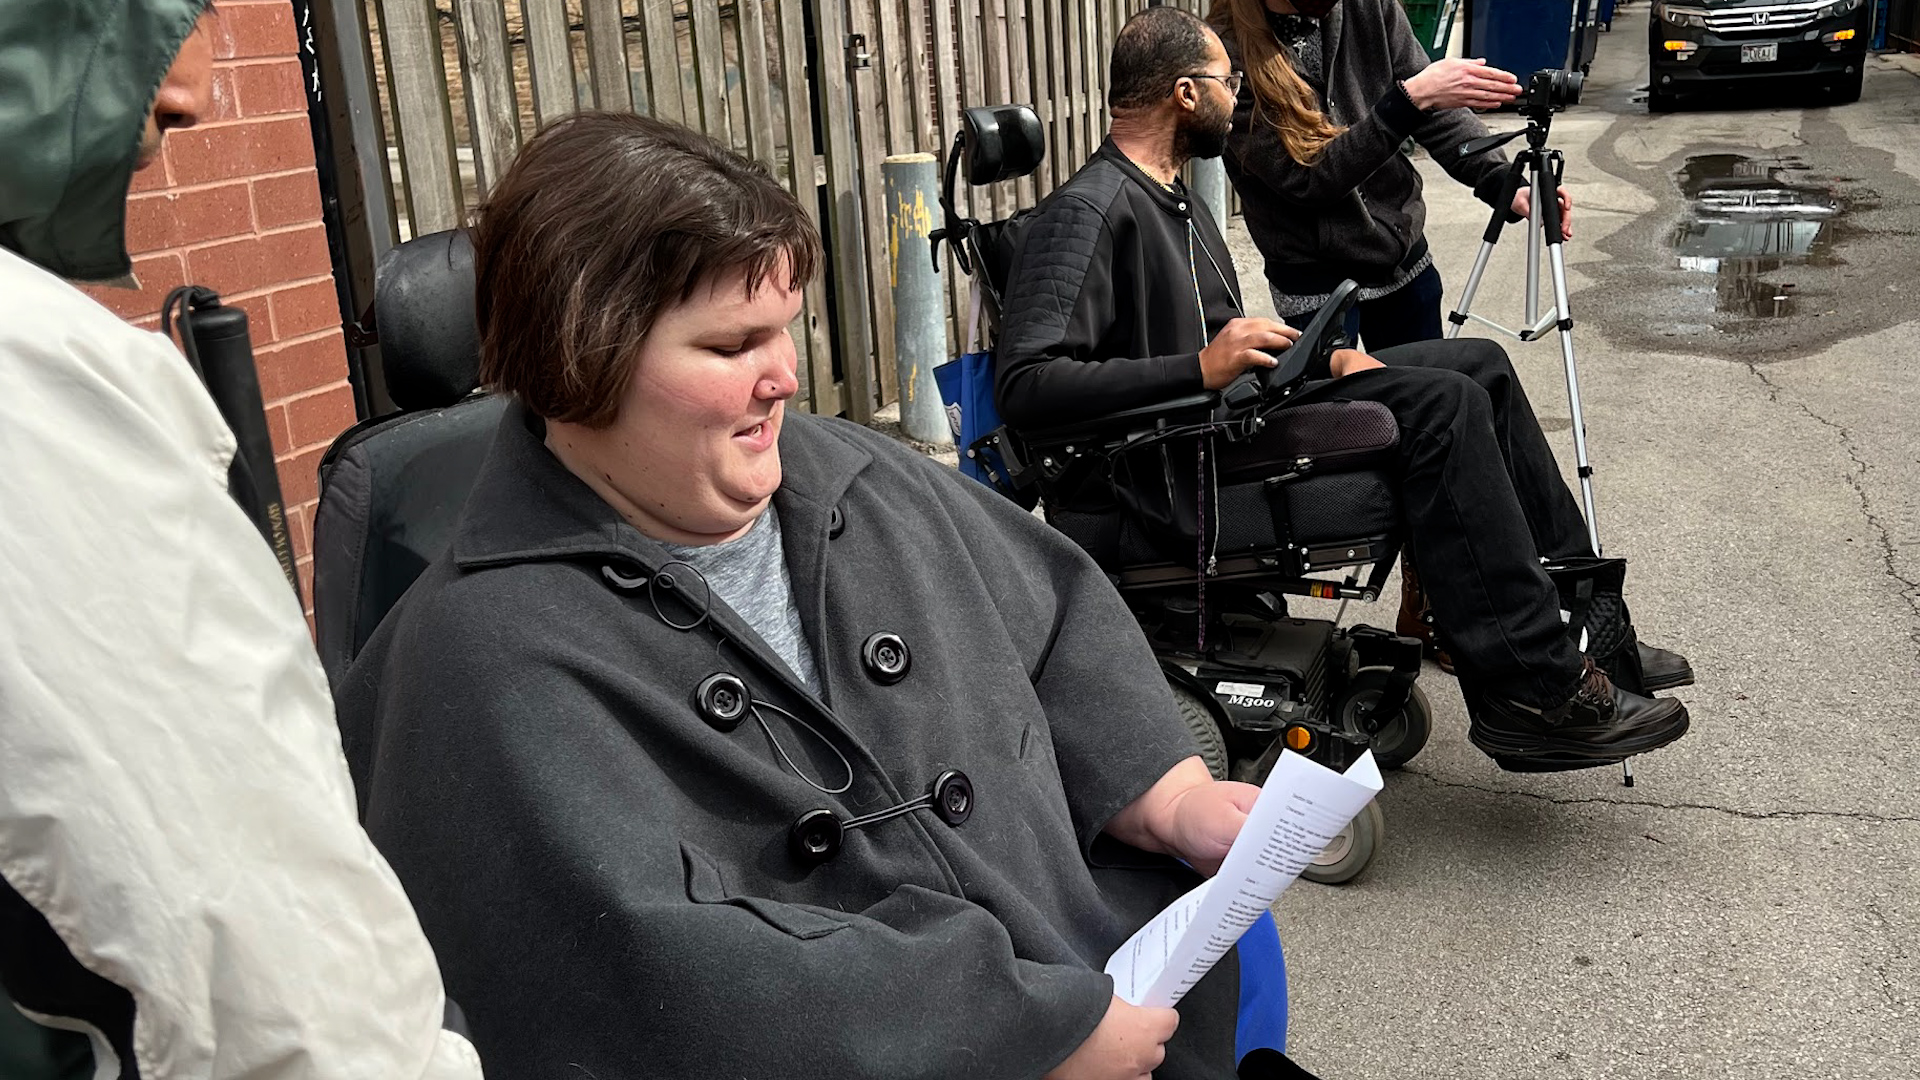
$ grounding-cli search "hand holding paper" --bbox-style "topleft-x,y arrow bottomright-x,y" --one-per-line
1104,750 -> 1384,1008
1159,778 -> 1262,876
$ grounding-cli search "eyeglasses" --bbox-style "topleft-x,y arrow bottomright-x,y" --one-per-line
1178,71 -> 1244,95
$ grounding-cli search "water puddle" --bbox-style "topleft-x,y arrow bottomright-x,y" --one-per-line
1667,154 -> 1847,319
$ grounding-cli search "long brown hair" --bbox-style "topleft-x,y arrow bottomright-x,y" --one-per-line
1207,0 -> 1344,165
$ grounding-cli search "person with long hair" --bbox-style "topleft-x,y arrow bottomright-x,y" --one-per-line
1208,0 -> 1574,349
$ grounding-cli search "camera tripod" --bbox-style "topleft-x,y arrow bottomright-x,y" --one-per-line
1444,116 -> 1641,787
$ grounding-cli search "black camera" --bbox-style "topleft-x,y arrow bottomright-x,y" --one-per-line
1517,68 -> 1583,118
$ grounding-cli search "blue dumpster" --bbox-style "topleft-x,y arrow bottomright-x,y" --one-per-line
1464,0 -> 1574,77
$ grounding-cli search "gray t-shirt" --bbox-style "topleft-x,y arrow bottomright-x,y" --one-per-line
661,506 -> 821,693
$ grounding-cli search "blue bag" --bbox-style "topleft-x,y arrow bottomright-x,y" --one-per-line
932,347 -> 1000,487
933,286 -> 1031,503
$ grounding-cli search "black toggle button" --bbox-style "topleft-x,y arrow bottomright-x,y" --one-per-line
932,770 -> 973,826
828,506 -> 846,539
861,632 -> 910,685
789,809 -> 843,865
693,672 -> 750,732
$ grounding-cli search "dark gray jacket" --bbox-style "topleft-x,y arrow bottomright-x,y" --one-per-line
1221,0 -> 1510,295
336,403 -> 1240,1079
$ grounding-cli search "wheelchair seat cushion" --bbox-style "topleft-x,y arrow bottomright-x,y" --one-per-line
1262,399 -> 1398,469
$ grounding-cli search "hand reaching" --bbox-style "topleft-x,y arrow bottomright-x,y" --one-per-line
1402,58 -> 1521,112
1511,186 -> 1575,241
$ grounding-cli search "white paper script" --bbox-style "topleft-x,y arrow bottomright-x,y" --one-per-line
1104,750 -> 1383,1007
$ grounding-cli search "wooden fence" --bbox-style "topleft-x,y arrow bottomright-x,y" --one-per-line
314,0 -> 1212,422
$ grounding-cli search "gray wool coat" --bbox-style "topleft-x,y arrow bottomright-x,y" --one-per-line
335,402 -> 1242,1079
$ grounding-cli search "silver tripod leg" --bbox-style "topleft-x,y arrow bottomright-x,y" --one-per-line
1445,240 -> 1499,340
1525,170 -> 1544,327
1545,241 -> 1601,555
1545,236 -> 1634,788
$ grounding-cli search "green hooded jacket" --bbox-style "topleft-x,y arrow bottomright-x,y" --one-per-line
0,0 -> 209,280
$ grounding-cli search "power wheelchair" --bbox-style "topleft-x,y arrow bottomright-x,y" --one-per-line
310,228 -> 1310,1067
935,106 -> 1435,882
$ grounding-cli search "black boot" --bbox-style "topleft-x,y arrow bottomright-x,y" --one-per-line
1467,658 -> 1690,772
1638,641 -> 1695,692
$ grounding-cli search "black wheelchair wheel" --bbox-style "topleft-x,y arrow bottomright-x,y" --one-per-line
1301,800 -> 1383,886
1338,683 -> 1432,771
1167,680 -> 1231,781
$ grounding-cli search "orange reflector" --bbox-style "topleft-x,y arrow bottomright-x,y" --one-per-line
1829,28 -> 1856,40
1284,726 -> 1313,751
1663,40 -> 1693,51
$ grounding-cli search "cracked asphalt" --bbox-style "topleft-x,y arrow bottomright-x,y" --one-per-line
1221,8 -> 1920,1077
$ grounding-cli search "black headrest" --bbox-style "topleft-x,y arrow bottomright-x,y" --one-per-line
374,229 -> 481,411
961,105 -> 1045,185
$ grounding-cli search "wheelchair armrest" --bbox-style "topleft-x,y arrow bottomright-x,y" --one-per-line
1020,389 -> 1236,450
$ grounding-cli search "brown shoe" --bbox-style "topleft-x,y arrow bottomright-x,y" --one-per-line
1397,554 -> 1455,674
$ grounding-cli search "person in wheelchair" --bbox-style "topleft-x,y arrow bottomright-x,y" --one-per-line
337,111 -> 1326,1080
995,6 -> 1692,770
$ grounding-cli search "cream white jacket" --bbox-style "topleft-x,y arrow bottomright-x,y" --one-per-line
0,246 -> 483,1080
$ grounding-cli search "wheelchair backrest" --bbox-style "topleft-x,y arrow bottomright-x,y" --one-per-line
312,229 -> 501,687
939,104 -> 1045,330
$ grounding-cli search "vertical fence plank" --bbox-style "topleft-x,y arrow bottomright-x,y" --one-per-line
773,0 -> 840,417
871,0 -> 914,156
845,0 -> 899,405
928,0 -> 968,343
900,0 -> 936,153
1003,0 -> 1033,206
1065,0 -> 1090,167
374,0 -> 463,234
812,0 -> 877,422
522,0 -> 575,123
978,0 -> 1012,217
1023,0 -> 1054,195
638,0 -> 685,123
582,0 -> 632,110
452,0 -> 520,194
955,0 -> 986,229
688,0 -> 730,142
736,0 -> 779,165
1085,0 -> 1104,152
1094,0 -> 1111,147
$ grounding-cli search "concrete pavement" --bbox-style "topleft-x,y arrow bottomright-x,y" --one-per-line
1221,8 -> 1920,1077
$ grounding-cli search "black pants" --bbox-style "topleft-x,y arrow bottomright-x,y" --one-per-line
1225,338 -> 1590,707
1278,264 -> 1445,352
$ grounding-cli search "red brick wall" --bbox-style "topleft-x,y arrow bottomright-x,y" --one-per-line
84,0 -> 355,611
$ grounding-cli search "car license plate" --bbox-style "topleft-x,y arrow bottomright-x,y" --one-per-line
1742,43 -> 1779,63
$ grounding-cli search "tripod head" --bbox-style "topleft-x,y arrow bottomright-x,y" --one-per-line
1455,68 -> 1584,161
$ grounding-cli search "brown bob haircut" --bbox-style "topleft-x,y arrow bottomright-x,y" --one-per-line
471,111 -> 822,427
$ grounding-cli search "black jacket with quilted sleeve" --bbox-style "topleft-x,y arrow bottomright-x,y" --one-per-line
995,139 -> 1245,431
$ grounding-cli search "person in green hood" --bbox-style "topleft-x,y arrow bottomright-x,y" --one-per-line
0,4 -> 486,1079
